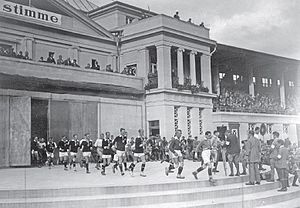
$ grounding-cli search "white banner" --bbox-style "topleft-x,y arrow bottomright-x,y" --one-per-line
0,0 -> 62,25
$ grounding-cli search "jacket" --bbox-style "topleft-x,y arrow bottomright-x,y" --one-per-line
226,134 -> 240,154
245,136 -> 261,163
275,146 -> 289,169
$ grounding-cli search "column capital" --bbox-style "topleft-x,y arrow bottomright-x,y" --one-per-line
190,50 -> 197,55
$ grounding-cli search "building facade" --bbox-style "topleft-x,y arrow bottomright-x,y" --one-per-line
0,0 -> 299,167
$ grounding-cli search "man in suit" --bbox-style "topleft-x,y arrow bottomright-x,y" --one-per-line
267,131 -> 280,182
275,139 -> 289,192
225,130 -> 241,176
245,130 -> 261,185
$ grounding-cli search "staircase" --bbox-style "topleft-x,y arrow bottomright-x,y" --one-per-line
0,174 -> 299,208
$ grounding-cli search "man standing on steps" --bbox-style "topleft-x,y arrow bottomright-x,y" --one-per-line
225,130 -> 241,176
275,139 -> 289,192
245,130 -> 261,185
211,130 -> 221,173
129,129 -> 147,177
192,131 -> 216,185
167,129 -> 185,179
267,131 -> 280,182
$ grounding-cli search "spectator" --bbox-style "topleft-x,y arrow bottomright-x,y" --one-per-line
173,11 -> 180,19
71,59 -> 80,67
63,57 -> 71,66
16,51 -> 24,59
38,57 -> 44,62
57,55 -> 64,65
85,63 -> 91,69
46,52 -> 56,64
24,51 -> 30,60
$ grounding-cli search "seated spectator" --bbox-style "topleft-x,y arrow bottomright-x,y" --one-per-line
38,57 -> 44,62
121,67 -> 129,75
174,11 -> 180,19
57,55 -> 64,65
91,59 -> 100,70
199,22 -> 205,27
24,51 -> 30,60
9,48 -> 16,57
71,59 -> 80,67
85,63 -> 91,69
106,64 -> 113,72
63,57 -> 71,66
187,18 -> 192,23
46,52 -> 56,64
16,51 -> 24,59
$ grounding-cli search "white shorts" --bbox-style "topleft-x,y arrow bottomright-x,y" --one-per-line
59,152 -> 68,158
113,154 -> 118,161
102,154 -> 111,159
46,152 -> 54,158
82,152 -> 91,157
116,150 -> 125,157
171,150 -> 183,158
134,153 -> 145,158
202,149 -> 211,164
70,152 -> 77,157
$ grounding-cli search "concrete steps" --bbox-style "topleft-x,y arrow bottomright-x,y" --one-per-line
1,176 -> 299,208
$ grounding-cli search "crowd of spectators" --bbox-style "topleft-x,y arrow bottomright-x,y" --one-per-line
39,52 -> 80,68
0,46 -> 31,60
213,89 -> 297,115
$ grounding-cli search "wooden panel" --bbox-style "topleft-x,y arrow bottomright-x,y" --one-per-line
49,100 -> 70,142
0,96 -> 9,167
83,102 -> 98,141
69,102 -> 83,139
9,96 -> 31,166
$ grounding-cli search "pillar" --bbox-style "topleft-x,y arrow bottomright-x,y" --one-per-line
156,44 -> 172,89
190,51 -> 197,85
248,66 -> 255,96
137,48 -> 149,79
201,107 -> 213,134
178,106 -> 188,137
191,107 -> 199,137
111,54 -> 117,71
280,70 -> 286,108
297,66 -> 300,115
212,64 -> 220,94
200,53 -> 212,93
177,48 -> 184,85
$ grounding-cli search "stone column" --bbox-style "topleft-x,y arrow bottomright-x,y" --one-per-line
178,106 -> 188,137
200,53 -> 212,93
111,54 -> 117,71
248,66 -> 255,96
177,48 -> 184,85
156,44 -> 172,89
280,70 -> 286,108
137,48 -> 149,79
297,66 -> 300,115
212,64 -> 220,94
190,51 -> 197,85
201,107 -> 213,134
191,107 -> 199,137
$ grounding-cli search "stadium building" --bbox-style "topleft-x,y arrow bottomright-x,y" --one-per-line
0,0 -> 299,167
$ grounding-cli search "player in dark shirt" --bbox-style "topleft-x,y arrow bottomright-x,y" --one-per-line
167,129 -> 185,179
129,129 -> 147,177
112,128 -> 127,175
58,135 -> 69,170
46,137 -> 57,169
101,132 -> 112,175
31,136 -> 39,166
69,134 -> 79,171
80,133 -> 92,174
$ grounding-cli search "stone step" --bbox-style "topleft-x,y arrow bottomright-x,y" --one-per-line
0,175 -> 248,199
115,186 -> 300,208
258,196 -> 300,208
0,180 -> 286,208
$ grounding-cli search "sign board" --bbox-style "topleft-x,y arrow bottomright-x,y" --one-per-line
0,0 -> 62,25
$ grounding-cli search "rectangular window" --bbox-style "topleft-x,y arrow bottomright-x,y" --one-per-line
269,78 -> 272,87
149,120 -> 160,136
219,72 -> 225,79
277,79 -> 280,86
262,78 -> 268,87
253,77 -> 256,84
288,81 -> 295,87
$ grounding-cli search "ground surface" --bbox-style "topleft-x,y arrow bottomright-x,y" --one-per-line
0,160 -> 246,190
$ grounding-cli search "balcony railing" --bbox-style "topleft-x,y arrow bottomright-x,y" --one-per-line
0,56 -> 144,95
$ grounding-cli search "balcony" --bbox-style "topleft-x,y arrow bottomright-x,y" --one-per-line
0,56 -> 144,96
